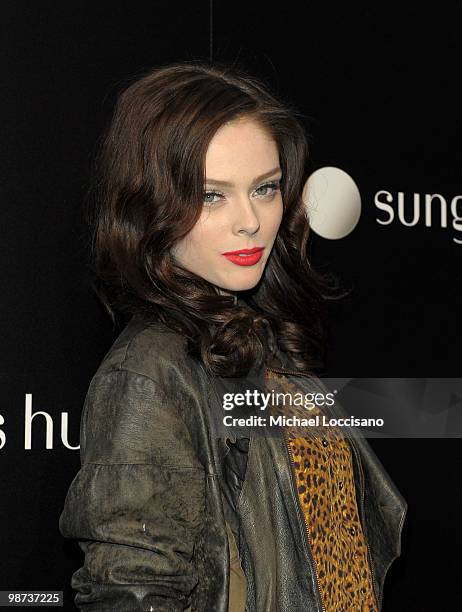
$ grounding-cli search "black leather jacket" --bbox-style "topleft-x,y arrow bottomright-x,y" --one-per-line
59,313 -> 408,611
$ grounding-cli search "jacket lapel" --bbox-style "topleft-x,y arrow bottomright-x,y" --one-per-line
280,371 -> 408,607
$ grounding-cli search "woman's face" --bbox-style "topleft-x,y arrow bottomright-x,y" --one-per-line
172,116 -> 283,295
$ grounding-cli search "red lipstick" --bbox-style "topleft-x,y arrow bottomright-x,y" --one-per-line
222,246 -> 264,266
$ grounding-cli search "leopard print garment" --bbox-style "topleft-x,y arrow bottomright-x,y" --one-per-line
265,369 -> 379,612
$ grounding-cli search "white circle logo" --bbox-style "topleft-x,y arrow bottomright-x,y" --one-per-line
302,166 -> 362,239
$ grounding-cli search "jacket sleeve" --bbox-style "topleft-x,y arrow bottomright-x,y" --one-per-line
59,367 -> 206,612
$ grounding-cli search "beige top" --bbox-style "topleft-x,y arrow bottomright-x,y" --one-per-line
265,369 -> 378,612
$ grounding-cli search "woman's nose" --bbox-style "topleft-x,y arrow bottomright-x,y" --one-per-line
233,198 -> 260,235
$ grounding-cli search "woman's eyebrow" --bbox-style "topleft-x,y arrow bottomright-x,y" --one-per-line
205,167 -> 282,187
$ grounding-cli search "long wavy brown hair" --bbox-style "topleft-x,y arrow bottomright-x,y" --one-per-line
85,60 -> 345,378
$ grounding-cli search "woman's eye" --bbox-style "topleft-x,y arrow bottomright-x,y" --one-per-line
203,181 -> 281,206
254,181 -> 280,198
203,191 -> 224,205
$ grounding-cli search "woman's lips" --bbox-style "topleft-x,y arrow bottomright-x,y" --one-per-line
222,248 -> 264,266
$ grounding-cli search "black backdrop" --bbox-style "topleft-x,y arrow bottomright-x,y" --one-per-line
1,2 -> 460,610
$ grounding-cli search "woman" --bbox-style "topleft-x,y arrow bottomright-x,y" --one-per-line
59,60 -> 407,611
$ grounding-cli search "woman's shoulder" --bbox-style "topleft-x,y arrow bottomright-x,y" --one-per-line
79,314 -> 206,466
94,313 -> 193,387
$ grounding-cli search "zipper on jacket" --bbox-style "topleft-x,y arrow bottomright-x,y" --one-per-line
266,366 -> 325,612
283,427 -> 326,612
347,436 -> 380,609
266,365 -> 380,610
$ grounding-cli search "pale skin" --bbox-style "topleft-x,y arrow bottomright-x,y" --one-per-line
171,116 -> 284,298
